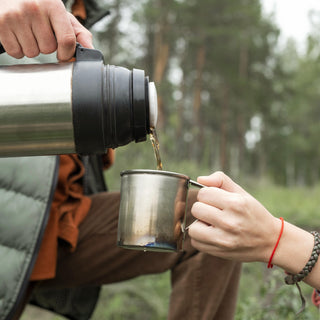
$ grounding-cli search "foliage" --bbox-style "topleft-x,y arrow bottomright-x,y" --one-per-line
250,183 -> 320,229
236,264 -> 318,320
22,257 -> 320,320
92,0 -> 320,187
92,273 -> 170,320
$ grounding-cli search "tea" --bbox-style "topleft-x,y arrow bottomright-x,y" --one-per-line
150,127 -> 163,170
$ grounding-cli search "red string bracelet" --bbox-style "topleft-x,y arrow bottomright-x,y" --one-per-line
267,217 -> 284,268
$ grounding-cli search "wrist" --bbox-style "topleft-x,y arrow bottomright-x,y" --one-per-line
270,221 -> 314,274
267,217 -> 284,268
259,216 -> 283,264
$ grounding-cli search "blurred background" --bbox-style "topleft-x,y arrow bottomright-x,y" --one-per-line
97,0 -> 320,188
23,0 -> 320,319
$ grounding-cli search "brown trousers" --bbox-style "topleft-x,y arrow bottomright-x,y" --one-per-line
39,190 -> 242,320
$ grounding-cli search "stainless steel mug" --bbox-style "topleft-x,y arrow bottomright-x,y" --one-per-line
0,44 -> 158,157
117,169 -> 203,252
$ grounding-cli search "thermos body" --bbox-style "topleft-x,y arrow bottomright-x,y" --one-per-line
0,45 -> 158,157
0,63 -> 75,156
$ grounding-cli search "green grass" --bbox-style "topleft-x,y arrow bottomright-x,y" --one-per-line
236,263 -> 319,320
250,184 -> 320,230
92,274 -> 170,320
23,265 -> 319,319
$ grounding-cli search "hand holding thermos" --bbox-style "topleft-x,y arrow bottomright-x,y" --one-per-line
0,0 -> 93,61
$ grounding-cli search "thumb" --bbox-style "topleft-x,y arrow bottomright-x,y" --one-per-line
68,13 -> 94,49
197,171 -> 246,194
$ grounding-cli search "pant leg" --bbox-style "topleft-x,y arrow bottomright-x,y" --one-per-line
40,190 -> 241,320
168,190 -> 241,320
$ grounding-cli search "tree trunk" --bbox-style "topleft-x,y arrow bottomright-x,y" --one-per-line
220,84 -> 229,172
236,44 -> 248,174
192,44 -> 206,160
176,76 -> 186,157
152,1 -> 171,128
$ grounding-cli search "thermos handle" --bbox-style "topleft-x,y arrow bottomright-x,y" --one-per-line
0,43 -> 5,55
0,42 -> 103,61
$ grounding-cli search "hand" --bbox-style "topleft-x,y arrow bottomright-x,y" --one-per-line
0,0 -> 93,61
189,171 -> 280,263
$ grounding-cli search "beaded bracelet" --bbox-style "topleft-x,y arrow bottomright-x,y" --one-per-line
285,231 -> 320,285
284,231 -> 320,314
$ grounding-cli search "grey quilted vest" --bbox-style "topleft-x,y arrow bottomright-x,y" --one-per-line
0,156 -> 59,320
0,155 -> 106,320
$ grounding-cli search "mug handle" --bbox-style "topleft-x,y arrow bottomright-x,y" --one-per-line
190,180 -> 205,189
183,180 -> 206,231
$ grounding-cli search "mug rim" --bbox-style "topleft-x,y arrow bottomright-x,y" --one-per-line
120,169 -> 190,180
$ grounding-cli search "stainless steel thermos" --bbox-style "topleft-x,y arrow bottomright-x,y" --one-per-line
0,44 -> 158,157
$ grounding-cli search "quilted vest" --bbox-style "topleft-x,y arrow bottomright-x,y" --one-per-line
0,156 -> 59,320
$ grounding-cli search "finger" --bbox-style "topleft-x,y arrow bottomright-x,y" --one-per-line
188,220 -> 234,252
14,24 -> 40,58
68,13 -> 93,49
190,238 -> 230,260
188,220 -> 218,245
16,0 -> 55,56
31,14 -> 57,54
0,30 -> 24,58
48,4 -> 76,61
185,218 -> 203,230
191,201 -> 221,226
198,171 -> 246,194
197,186 -> 240,210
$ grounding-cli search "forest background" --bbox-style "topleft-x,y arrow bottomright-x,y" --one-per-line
23,0 -> 320,319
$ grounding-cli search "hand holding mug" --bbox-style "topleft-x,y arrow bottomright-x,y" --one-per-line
189,171 -> 280,263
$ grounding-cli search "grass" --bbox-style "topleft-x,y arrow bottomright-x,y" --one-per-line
23,265 -> 320,319
251,184 -> 320,230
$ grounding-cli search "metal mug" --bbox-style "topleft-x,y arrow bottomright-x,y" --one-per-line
117,169 -> 203,252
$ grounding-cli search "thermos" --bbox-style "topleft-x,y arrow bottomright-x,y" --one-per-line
0,44 -> 158,157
